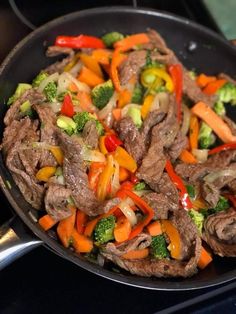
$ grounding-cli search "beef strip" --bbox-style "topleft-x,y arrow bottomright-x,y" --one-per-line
203,208 -> 236,257
4,88 -> 45,126
44,183 -> 72,221
82,120 -> 99,149
34,104 -> 58,167
166,131 -> 188,161
228,179 -> 236,194
44,46 -> 75,74
218,73 -> 236,85
5,118 -> 44,209
102,210 -> 201,278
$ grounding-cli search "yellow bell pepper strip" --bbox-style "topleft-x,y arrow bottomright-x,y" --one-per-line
165,160 -> 193,210
168,64 -> 183,122
64,56 -> 79,72
113,146 -> 137,173
192,101 -> 236,143
189,115 -> 199,150
141,68 -> 174,92
96,155 -> 114,201
161,220 -> 181,260
36,166 -> 56,182
49,146 -> 64,166
141,94 -> 154,119
79,53 -> 103,78
114,33 -> 150,52
99,136 -> 108,155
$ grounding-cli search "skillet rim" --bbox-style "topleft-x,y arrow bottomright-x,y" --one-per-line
0,6 -> 235,290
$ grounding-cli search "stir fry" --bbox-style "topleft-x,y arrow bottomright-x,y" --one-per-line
2,29 -> 236,278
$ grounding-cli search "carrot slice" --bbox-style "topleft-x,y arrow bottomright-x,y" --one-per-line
57,207 -> 76,248
117,89 -> 132,108
71,228 -> 93,253
77,66 -> 104,87
189,115 -> 199,150
84,218 -> 99,237
198,247 -> 213,269
122,248 -> 149,260
110,49 -> 127,92
76,210 -> 88,234
179,149 -> 197,164
196,74 -> 216,88
203,79 -> 227,95
192,101 -> 236,143
112,108 -> 122,121
114,216 -> 131,243
38,214 -> 57,231
76,91 -> 94,112
147,221 -> 162,236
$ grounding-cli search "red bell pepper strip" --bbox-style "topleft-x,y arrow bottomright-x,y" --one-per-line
55,35 -> 105,49
208,143 -> 236,155
104,134 -> 123,152
168,64 -> 183,122
119,189 -> 154,241
61,94 -> 74,117
165,160 -> 192,210
223,194 -> 236,208
116,181 -> 134,199
130,173 -> 139,184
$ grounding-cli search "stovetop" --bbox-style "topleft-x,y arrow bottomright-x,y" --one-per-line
0,1 -> 235,313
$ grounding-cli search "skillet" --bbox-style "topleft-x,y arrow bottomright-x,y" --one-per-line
0,6 -> 235,290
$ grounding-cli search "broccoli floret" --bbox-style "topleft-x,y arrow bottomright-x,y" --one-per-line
57,115 -> 77,136
200,196 -> 230,218
189,70 -> 197,80
189,209 -> 204,234
198,122 -> 216,149
44,81 -> 57,102
134,182 -> 147,191
214,101 -> 226,116
19,100 -> 34,118
7,83 -> 32,105
186,185 -> 195,199
131,84 -> 144,104
145,51 -> 164,69
91,80 -> 114,109
95,120 -> 104,136
73,112 -> 104,135
94,215 -> 116,245
217,82 -> 236,104
150,235 -> 169,259
127,107 -> 142,128
102,32 -> 124,47
32,72 -> 48,88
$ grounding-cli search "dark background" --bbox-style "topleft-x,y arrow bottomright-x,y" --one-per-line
0,1 -> 235,313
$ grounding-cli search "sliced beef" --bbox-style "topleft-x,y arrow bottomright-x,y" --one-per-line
102,210 -> 201,278
4,89 -> 45,126
34,105 -> 58,167
82,120 -> 99,149
218,73 -> 236,85
166,131 -> 188,161
228,179 -> 236,194
44,183 -> 72,221
44,46 -> 75,74
5,118 -> 44,209
203,208 -> 236,257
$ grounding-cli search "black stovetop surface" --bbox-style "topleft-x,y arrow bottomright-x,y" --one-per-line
0,1 -> 235,313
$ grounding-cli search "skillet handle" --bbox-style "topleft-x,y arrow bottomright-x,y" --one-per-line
0,215 -> 42,270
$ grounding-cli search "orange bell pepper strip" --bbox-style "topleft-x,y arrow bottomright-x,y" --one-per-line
117,89 -> 132,108
113,146 -> 137,173
114,216 -> 132,243
36,166 -> 56,182
147,221 -> 162,236
189,115 -> 199,150
76,210 -> 88,234
122,248 -> 149,260
119,167 -> 130,182
196,73 -> 216,88
96,154 -> 114,201
88,162 -> 106,191
91,49 -> 112,65
141,94 -> 154,119
57,207 -> 76,248
203,79 -> 227,95
114,33 -> 150,52
77,66 -> 104,87
71,228 -> 93,253
198,246 -> 213,269
50,147 -> 64,166
38,214 -> 57,231
161,220 -> 181,260
179,149 -> 197,164
110,49 -> 127,92
76,91 -> 95,112
79,53 -> 103,78
192,101 -> 236,143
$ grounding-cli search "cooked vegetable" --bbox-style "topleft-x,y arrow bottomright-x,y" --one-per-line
73,111 -> 91,132
113,146 -> 137,173
76,210 -> 88,234
150,235 -> 169,259
44,81 -> 57,102
50,146 -> 64,165
38,214 -> 57,231
118,198 -> 137,226
141,94 -> 154,119
198,122 -> 215,149
141,68 -> 174,93
168,64 -> 183,121
211,196 -> 230,214
71,229 -> 93,253
78,66 -> 104,87
55,34 -> 105,49
217,82 -> 236,104
61,93 -> 74,117
104,134 -> 122,152
127,106 -> 142,128
114,216 -> 131,242
214,101 -> 226,116
134,182 -> 147,191
192,101 -> 236,143
119,167 -> 130,182
91,79 -> 114,109
7,83 -> 31,105
88,162 -> 105,191
192,148 -> 209,163
196,74 -> 216,88
189,115 -> 199,150
161,220 -> 181,260
186,185 -> 195,199
110,49 -> 127,91
57,115 -> 77,135
79,53 -> 103,78
57,207 -> 76,248
102,32 -> 124,47
179,149 -> 197,164
91,49 -> 112,65
189,209 -> 204,234
94,215 -> 116,245
114,33 -> 149,52
32,72 -> 48,87
147,221 -> 162,236
131,84 -> 144,104
96,154 -> 114,201
19,100 -> 34,117
198,247 -> 213,269
122,248 -> 149,260
208,143 -> 236,155
203,79 -> 227,95
118,89 -> 132,108
36,166 -> 56,182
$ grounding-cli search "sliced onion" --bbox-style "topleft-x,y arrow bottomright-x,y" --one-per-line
181,104 -> 191,136
50,101 -> 62,113
150,92 -> 169,113
121,104 -> 141,118
98,91 -> 117,120
192,149 -> 209,163
110,160 -> 120,196
65,72 -> 90,93
133,190 -> 151,197
119,199 -> 137,226
31,142 -> 60,150
204,169 -> 236,183
38,72 -> 59,92
81,147 -> 106,163
57,175 -> 65,185
69,61 -> 82,77
57,72 -> 71,95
